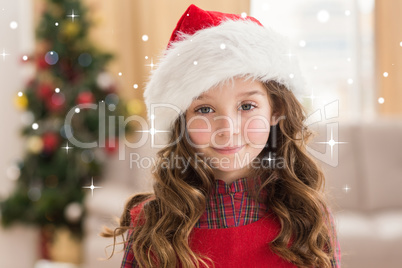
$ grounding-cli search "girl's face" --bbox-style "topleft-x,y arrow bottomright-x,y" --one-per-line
185,77 -> 277,183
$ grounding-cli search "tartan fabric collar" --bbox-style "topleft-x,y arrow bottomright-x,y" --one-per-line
213,177 -> 263,195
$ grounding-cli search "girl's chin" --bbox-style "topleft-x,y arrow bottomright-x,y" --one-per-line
212,165 -> 253,175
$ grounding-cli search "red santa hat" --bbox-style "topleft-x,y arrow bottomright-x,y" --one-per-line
144,4 -> 305,133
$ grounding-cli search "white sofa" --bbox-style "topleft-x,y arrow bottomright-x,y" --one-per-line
315,120 -> 402,268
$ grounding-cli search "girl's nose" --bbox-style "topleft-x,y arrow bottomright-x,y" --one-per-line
214,113 -> 240,137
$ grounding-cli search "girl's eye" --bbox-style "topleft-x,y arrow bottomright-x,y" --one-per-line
196,107 -> 214,114
239,103 -> 256,111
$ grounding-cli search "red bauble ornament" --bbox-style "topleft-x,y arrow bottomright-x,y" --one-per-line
45,93 -> 65,113
36,54 -> 49,70
104,137 -> 119,155
76,92 -> 95,104
42,132 -> 60,154
37,83 -> 54,100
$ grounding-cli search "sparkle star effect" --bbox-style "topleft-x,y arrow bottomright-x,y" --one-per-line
134,113 -> 170,145
343,184 -> 351,193
315,126 -> 347,159
283,49 -> 295,62
66,9 -> 79,22
1,49 -> 10,61
62,142 -> 73,154
145,58 -> 155,70
263,152 -> 275,165
304,88 -> 319,106
82,177 -> 102,197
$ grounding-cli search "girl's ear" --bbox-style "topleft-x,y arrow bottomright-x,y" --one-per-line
270,113 -> 283,126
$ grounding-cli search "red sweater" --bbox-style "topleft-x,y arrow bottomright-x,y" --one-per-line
188,211 -> 297,267
127,201 -> 297,268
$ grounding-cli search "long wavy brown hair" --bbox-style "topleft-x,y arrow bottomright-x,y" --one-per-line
100,79 -> 338,268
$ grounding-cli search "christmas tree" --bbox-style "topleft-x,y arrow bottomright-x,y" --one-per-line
0,0 -> 133,254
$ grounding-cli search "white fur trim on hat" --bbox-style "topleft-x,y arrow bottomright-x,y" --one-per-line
144,19 -> 306,133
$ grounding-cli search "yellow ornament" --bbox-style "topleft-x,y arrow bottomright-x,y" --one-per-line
14,94 -> 28,110
61,21 -> 80,38
27,136 -> 44,154
127,99 -> 145,115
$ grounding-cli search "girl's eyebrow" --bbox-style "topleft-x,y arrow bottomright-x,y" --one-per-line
238,90 -> 266,97
195,95 -> 207,100
195,90 -> 265,101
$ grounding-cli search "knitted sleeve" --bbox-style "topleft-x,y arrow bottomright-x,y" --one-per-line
120,202 -> 146,268
120,222 -> 139,268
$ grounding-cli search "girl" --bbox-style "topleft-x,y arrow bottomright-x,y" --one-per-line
101,4 -> 341,268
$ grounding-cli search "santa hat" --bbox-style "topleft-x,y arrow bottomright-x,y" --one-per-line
144,4 -> 305,133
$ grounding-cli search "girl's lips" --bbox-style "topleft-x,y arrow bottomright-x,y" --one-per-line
212,145 -> 245,154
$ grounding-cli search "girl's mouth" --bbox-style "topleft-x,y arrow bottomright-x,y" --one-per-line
211,145 -> 245,154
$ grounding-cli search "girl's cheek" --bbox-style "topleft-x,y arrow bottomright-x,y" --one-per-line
187,118 -> 212,146
243,119 -> 270,147
188,132 -> 211,146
